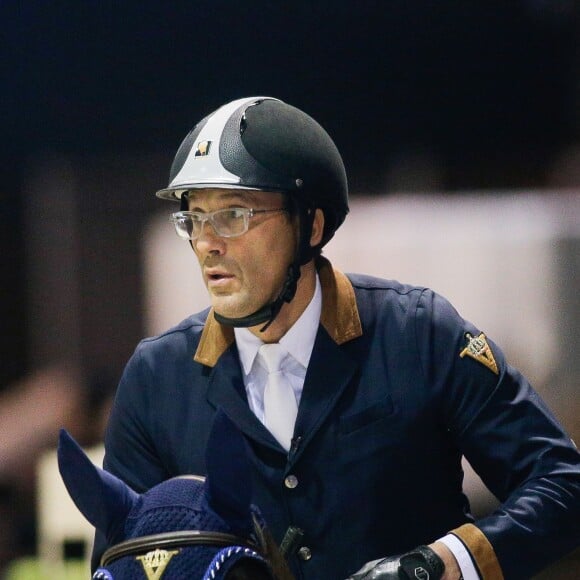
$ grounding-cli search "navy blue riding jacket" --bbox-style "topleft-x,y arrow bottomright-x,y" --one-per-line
98,259 -> 580,579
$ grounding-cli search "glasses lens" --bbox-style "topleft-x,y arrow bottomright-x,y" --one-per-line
171,209 -> 250,240
172,215 -> 195,239
212,208 -> 248,237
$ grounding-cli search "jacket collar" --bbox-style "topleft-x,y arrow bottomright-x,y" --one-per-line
193,257 -> 362,367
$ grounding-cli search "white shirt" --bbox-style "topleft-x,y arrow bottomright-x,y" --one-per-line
234,274 -> 322,423
233,273 -> 478,580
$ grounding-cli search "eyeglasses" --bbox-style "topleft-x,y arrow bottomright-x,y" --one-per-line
170,207 -> 287,240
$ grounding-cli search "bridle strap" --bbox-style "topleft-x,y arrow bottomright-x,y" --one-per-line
101,530 -> 259,566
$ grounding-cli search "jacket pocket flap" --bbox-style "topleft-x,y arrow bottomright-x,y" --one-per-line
340,397 -> 395,434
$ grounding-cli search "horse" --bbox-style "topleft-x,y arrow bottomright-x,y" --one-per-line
57,411 -> 295,580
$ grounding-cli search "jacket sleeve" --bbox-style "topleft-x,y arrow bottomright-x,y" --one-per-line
103,341 -> 171,490
416,289 -> 580,580
91,341 -> 172,570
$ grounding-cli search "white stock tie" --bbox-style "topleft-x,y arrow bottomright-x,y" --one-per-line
259,343 -> 298,451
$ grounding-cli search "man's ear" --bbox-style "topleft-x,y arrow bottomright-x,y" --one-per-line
310,209 -> 325,247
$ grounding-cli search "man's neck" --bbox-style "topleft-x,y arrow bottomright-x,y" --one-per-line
248,260 -> 318,343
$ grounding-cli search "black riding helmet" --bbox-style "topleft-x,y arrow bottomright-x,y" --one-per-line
156,96 -> 349,329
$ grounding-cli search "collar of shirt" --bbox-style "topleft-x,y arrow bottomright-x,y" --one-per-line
234,275 -> 322,422
235,274 -> 322,376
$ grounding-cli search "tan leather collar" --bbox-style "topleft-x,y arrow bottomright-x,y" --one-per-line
193,257 -> 362,367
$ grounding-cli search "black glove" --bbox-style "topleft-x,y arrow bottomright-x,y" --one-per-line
345,545 -> 445,580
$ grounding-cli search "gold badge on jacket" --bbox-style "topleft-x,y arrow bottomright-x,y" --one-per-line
459,332 -> 499,375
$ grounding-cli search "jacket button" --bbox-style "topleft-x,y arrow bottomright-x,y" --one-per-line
284,475 -> 298,489
298,546 -> 312,561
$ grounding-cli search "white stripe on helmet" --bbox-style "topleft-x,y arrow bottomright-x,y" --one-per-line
169,96 -> 280,192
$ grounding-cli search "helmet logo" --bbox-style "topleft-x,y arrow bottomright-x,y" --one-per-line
194,140 -> 212,157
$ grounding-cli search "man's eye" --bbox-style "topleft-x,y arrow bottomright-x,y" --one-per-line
224,209 -> 246,218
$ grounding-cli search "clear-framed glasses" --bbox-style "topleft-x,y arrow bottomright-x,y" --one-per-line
170,207 -> 287,240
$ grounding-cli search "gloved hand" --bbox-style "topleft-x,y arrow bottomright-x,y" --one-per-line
345,545 -> 445,579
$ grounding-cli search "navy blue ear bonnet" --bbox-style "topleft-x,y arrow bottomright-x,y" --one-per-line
57,412 -> 275,579
97,476 -> 267,579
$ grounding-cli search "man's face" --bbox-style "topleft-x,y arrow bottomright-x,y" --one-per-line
188,189 -> 296,320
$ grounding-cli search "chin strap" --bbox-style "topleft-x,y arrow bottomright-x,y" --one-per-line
214,259 -> 302,332
214,202 -> 315,332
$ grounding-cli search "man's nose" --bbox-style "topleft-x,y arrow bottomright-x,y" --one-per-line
194,221 -> 226,254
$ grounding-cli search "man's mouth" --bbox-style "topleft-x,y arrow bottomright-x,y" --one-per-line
205,269 -> 235,285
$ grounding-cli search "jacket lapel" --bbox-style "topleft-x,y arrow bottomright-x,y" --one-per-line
205,344 -> 281,452
198,257 -> 364,458
290,325 -> 359,464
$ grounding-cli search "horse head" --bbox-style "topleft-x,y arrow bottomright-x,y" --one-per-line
57,411 -> 293,579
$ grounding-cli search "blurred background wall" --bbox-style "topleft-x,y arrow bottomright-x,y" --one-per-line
0,1 -> 578,577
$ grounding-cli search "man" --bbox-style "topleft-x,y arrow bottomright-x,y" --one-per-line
98,96 -> 580,579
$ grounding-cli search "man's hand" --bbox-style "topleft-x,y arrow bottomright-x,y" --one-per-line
345,545 -> 445,579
